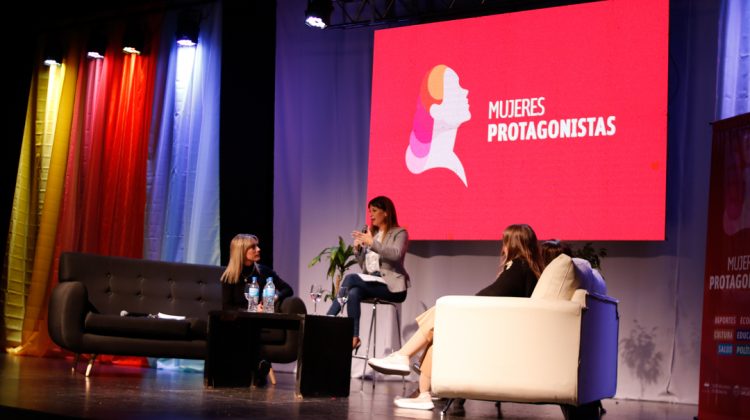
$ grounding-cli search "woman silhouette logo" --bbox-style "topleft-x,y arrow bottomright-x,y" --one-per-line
405,65 -> 471,187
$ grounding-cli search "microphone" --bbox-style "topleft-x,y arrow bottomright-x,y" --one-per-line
356,225 -> 369,251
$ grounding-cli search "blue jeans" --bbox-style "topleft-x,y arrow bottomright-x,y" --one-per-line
326,273 -> 407,337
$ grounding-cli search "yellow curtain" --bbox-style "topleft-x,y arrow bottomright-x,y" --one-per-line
6,48 -> 79,355
3,82 -> 37,345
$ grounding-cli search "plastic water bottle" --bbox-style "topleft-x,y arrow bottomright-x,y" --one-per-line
248,277 -> 260,312
263,277 -> 276,313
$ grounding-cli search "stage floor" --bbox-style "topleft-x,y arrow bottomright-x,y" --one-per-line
0,353 -> 697,419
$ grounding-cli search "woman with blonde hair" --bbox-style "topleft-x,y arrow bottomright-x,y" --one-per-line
220,234 -> 296,388
221,234 -> 293,312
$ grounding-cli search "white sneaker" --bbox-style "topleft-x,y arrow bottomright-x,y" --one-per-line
394,392 -> 435,410
367,352 -> 410,375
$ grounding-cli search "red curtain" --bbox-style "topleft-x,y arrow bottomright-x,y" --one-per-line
19,21 -> 161,365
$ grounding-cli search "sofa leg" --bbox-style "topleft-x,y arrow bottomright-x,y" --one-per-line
71,354 -> 80,373
269,367 -> 277,385
441,398 -> 455,415
85,354 -> 98,377
560,402 -> 602,420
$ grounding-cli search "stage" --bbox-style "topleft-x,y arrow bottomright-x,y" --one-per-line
0,354 -> 697,419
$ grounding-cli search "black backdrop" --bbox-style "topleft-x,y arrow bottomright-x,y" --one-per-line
220,1 -> 277,267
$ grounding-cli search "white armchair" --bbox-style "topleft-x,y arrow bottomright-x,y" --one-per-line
431,255 -> 619,417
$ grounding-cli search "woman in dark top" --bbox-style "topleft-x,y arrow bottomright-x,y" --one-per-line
540,239 -> 572,266
367,224 -> 544,411
220,234 -> 293,312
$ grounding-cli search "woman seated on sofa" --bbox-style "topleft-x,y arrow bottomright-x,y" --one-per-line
220,233 -> 294,312
367,223 -> 545,410
219,233 -> 295,387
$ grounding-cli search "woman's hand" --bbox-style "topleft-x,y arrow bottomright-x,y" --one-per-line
351,227 -> 373,247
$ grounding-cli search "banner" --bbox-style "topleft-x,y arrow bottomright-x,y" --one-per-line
699,112 -> 750,420
367,0 -> 669,240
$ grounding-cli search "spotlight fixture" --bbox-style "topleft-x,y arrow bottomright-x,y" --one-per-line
176,9 -> 201,47
122,21 -> 145,55
43,37 -> 63,66
87,28 -> 107,59
305,0 -> 333,29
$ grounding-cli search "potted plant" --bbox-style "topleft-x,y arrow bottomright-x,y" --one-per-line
571,242 -> 608,270
308,236 -> 359,301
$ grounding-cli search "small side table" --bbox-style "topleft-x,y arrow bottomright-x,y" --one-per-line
205,311 -> 353,397
296,314 -> 353,397
204,311 -> 301,388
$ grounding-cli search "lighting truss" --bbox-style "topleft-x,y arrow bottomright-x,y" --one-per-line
326,0 -> 599,29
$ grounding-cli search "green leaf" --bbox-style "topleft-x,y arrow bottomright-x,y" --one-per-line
308,254 -> 322,267
309,235 -> 359,281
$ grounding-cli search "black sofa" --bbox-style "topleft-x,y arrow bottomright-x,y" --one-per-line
48,252 -> 306,376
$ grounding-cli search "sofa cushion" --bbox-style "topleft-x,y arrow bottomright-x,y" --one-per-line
531,254 -> 579,300
260,328 -> 286,344
85,312 -> 190,340
188,318 -> 208,340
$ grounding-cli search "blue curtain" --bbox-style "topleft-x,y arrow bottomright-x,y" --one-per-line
718,0 -> 750,118
144,1 -> 222,372
144,2 -> 222,266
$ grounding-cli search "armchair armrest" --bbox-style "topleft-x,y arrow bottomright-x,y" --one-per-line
48,281 -> 88,353
431,295 -> 584,405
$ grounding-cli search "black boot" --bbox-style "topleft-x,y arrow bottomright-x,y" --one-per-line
254,360 -> 271,387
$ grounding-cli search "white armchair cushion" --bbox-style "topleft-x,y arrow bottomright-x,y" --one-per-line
432,295 -> 583,404
531,254 -> 579,300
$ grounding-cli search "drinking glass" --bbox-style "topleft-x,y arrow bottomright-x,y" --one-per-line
309,284 -> 324,314
336,286 -> 349,316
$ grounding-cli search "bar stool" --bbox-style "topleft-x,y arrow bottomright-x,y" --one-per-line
352,297 -> 405,392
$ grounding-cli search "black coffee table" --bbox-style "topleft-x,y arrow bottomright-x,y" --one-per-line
205,311 -> 353,397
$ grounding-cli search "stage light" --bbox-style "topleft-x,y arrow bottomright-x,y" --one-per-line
176,9 -> 201,47
87,29 -> 107,59
305,0 -> 333,29
44,38 -> 63,66
122,21 -> 145,55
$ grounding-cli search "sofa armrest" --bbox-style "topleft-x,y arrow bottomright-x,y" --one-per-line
260,296 -> 307,364
48,281 -> 88,353
431,295 -> 583,405
280,295 -> 307,316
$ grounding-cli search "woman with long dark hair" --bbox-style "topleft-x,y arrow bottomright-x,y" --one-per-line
367,223 -> 543,410
326,195 -> 410,350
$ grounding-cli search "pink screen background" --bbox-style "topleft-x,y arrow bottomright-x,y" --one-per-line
367,0 -> 669,240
